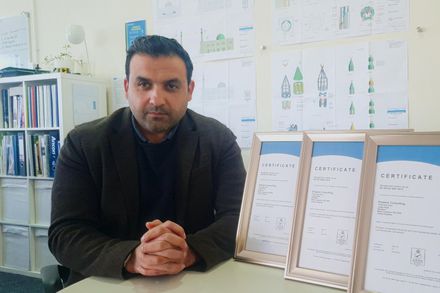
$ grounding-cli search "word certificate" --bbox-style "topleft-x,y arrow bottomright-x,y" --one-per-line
364,146 -> 440,293
299,142 -> 364,275
246,141 -> 301,256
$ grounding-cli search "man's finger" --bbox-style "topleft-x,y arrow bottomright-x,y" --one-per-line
142,220 -> 186,242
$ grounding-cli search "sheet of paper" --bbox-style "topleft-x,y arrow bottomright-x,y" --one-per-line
271,40 -> 408,131
372,0 -> 409,34
0,15 -> 31,69
298,141 -> 364,275
368,40 -> 408,129
272,0 -> 409,45
153,0 -> 255,61
271,50 -> 304,131
272,0 -> 302,45
154,0 -> 257,148
111,77 -> 128,113
229,106 -> 256,148
302,47 -> 337,130
334,43 -> 370,130
364,145 -> 440,293
189,58 -> 257,148
246,141 -> 302,256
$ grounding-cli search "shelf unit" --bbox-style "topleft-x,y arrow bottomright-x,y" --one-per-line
0,73 -> 107,276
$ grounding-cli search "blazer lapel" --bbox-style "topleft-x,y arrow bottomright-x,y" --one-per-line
110,109 -> 139,237
175,113 -> 198,225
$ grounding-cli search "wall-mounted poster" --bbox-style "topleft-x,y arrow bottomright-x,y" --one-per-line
0,14 -> 31,69
125,20 -> 146,50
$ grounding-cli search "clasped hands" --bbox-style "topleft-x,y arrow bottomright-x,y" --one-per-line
125,220 -> 197,276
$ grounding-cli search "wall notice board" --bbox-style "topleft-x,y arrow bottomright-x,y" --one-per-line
0,14 -> 31,69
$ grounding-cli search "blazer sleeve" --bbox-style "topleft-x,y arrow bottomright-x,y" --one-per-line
48,130 -> 139,280
186,126 -> 246,270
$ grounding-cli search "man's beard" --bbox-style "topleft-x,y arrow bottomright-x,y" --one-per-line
143,106 -> 174,133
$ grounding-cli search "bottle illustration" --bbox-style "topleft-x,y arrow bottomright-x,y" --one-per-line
317,65 -> 328,108
368,79 -> 375,93
349,101 -> 355,115
368,99 -> 375,114
368,55 -> 374,70
349,81 -> 355,95
369,117 -> 375,129
281,75 -> 291,98
293,66 -> 304,95
348,57 -> 354,72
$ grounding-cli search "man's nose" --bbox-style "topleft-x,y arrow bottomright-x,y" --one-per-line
148,86 -> 165,106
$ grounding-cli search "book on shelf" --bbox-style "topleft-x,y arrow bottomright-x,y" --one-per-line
29,132 -> 60,178
0,85 -> 25,129
31,134 -> 41,176
52,84 -> 59,127
39,134 -> 48,177
26,84 -> 59,128
1,88 -> 8,128
48,131 -> 59,178
0,133 -> 23,176
17,132 -> 25,176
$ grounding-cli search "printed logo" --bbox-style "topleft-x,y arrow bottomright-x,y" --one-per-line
336,229 -> 348,245
410,248 -> 425,267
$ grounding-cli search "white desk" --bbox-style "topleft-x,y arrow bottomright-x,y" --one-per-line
61,259 -> 344,292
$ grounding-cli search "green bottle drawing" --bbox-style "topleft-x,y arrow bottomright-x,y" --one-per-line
293,66 -> 304,95
349,81 -> 355,95
350,122 -> 355,130
368,99 -> 375,114
348,57 -> 354,72
368,79 -> 375,93
349,101 -> 355,115
369,118 -> 375,129
368,55 -> 374,70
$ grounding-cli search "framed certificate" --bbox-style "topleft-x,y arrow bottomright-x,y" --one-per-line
285,132 -> 366,289
235,132 -> 303,268
349,133 -> 440,293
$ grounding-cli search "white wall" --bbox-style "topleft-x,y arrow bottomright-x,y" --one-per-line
0,0 -> 153,79
2,0 -> 440,166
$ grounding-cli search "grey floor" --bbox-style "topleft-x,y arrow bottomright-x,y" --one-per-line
0,271 -> 44,293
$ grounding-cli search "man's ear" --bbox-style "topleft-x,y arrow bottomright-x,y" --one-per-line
124,78 -> 129,100
187,80 -> 195,102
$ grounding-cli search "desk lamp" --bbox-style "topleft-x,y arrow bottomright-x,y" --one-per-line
65,24 -> 90,74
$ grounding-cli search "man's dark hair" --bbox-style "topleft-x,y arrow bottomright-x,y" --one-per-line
125,35 -> 193,84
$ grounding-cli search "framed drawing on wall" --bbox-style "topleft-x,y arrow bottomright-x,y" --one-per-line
349,133 -> 440,293
285,131 -> 367,289
235,132 -> 303,268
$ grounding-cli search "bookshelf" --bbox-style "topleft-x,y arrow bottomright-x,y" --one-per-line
0,73 -> 107,277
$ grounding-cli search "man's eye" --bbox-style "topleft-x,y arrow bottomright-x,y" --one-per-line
138,81 -> 150,88
167,83 -> 179,90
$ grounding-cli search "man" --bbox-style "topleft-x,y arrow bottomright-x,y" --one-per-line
48,35 -> 246,285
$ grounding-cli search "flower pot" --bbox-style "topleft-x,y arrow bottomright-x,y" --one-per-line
54,58 -> 74,73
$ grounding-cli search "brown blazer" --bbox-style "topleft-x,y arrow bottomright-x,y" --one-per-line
48,108 -> 246,285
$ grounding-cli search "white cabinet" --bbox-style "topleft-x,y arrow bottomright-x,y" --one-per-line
0,73 -> 107,276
